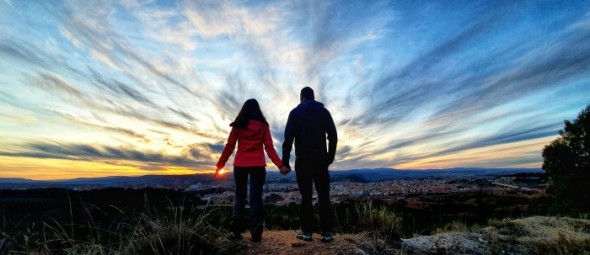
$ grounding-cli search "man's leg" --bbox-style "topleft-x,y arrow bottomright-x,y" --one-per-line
295,159 -> 314,237
249,167 -> 266,241
314,165 -> 333,234
232,167 -> 248,237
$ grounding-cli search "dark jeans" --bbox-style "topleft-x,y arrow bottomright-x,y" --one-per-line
295,158 -> 333,233
233,166 -> 266,239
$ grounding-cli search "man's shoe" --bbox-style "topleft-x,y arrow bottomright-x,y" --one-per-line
252,236 -> 261,243
320,232 -> 334,242
296,230 -> 312,241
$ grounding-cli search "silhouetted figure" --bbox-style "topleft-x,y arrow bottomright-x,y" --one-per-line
282,87 -> 338,242
216,98 -> 289,242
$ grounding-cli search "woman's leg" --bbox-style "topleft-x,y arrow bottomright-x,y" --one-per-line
232,166 -> 248,237
249,167 -> 266,241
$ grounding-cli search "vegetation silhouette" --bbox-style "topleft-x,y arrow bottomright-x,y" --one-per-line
543,105 -> 590,212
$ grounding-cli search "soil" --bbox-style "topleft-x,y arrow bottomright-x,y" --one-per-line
236,230 -> 394,255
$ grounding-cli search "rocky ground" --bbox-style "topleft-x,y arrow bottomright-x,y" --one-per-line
401,216 -> 590,255
233,216 -> 590,255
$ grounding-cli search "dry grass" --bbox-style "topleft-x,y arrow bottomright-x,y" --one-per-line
122,207 -> 240,255
485,216 -> 590,255
0,203 -> 241,255
531,232 -> 590,255
354,202 -> 403,239
353,202 -> 403,254
432,220 -> 470,235
3,197 -> 588,255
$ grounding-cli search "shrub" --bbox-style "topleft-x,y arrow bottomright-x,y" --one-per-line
354,202 -> 403,242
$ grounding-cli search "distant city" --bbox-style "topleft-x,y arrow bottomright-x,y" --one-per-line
0,168 -> 546,206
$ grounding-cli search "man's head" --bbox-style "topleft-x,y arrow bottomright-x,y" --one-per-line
300,87 -> 314,102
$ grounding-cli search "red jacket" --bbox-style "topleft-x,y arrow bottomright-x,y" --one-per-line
216,120 -> 283,169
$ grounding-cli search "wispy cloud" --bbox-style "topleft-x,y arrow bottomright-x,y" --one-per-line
1,0 -> 589,179
0,141 -> 218,170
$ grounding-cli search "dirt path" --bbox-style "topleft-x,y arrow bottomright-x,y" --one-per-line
236,230 -> 387,255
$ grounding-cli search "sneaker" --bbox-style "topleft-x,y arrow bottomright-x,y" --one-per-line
320,232 -> 334,242
296,230 -> 312,241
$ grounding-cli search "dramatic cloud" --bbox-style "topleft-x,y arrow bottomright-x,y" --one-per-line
0,141 -> 216,170
0,0 -> 589,179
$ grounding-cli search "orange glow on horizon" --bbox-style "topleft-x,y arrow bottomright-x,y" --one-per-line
0,156 -> 211,180
393,137 -> 552,169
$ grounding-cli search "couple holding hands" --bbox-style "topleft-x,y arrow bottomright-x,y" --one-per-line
215,87 -> 338,243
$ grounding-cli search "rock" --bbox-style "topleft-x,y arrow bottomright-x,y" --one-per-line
291,241 -> 305,247
401,233 -> 489,255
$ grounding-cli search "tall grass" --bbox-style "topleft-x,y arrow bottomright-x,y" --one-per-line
431,220 -> 470,235
335,202 -> 403,254
354,202 -> 403,241
123,204 -> 239,255
530,232 -> 590,255
0,200 -> 240,255
485,216 -> 590,255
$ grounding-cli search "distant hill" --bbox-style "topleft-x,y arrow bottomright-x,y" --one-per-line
0,174 -> 214,189
330,167 -> 543,182
0,178 -> 38,184
0,168 -> 542,189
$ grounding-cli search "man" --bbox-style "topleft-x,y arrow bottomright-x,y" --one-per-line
282,87 -> 337,242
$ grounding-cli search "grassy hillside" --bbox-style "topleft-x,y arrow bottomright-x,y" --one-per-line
1,188 -> 588,254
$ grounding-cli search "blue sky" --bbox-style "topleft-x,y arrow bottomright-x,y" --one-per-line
1,0 -> 589,179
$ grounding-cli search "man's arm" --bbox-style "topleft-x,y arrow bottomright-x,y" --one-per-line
325,109 -> 337,165
282,111 -> 295,168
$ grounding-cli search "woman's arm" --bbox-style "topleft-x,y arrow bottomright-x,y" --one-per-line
216,127 -> 238,169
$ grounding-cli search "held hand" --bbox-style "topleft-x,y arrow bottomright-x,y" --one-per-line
279,165 -> 291,175
213,167 -> 222,179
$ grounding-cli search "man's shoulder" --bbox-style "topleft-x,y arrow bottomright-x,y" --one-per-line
291,101 -> 332,116
290,104 -> 306,114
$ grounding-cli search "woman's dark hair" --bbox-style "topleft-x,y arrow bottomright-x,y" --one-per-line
230,98 -> 268,128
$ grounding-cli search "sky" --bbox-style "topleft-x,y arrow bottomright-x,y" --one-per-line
1,0 -> 589,180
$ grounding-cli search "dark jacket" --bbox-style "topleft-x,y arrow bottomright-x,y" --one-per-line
282,99 -> 337,168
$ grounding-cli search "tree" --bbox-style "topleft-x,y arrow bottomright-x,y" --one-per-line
542,105 -> 590,211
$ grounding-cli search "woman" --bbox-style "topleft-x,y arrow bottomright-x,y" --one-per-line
215,98 -> 289,242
